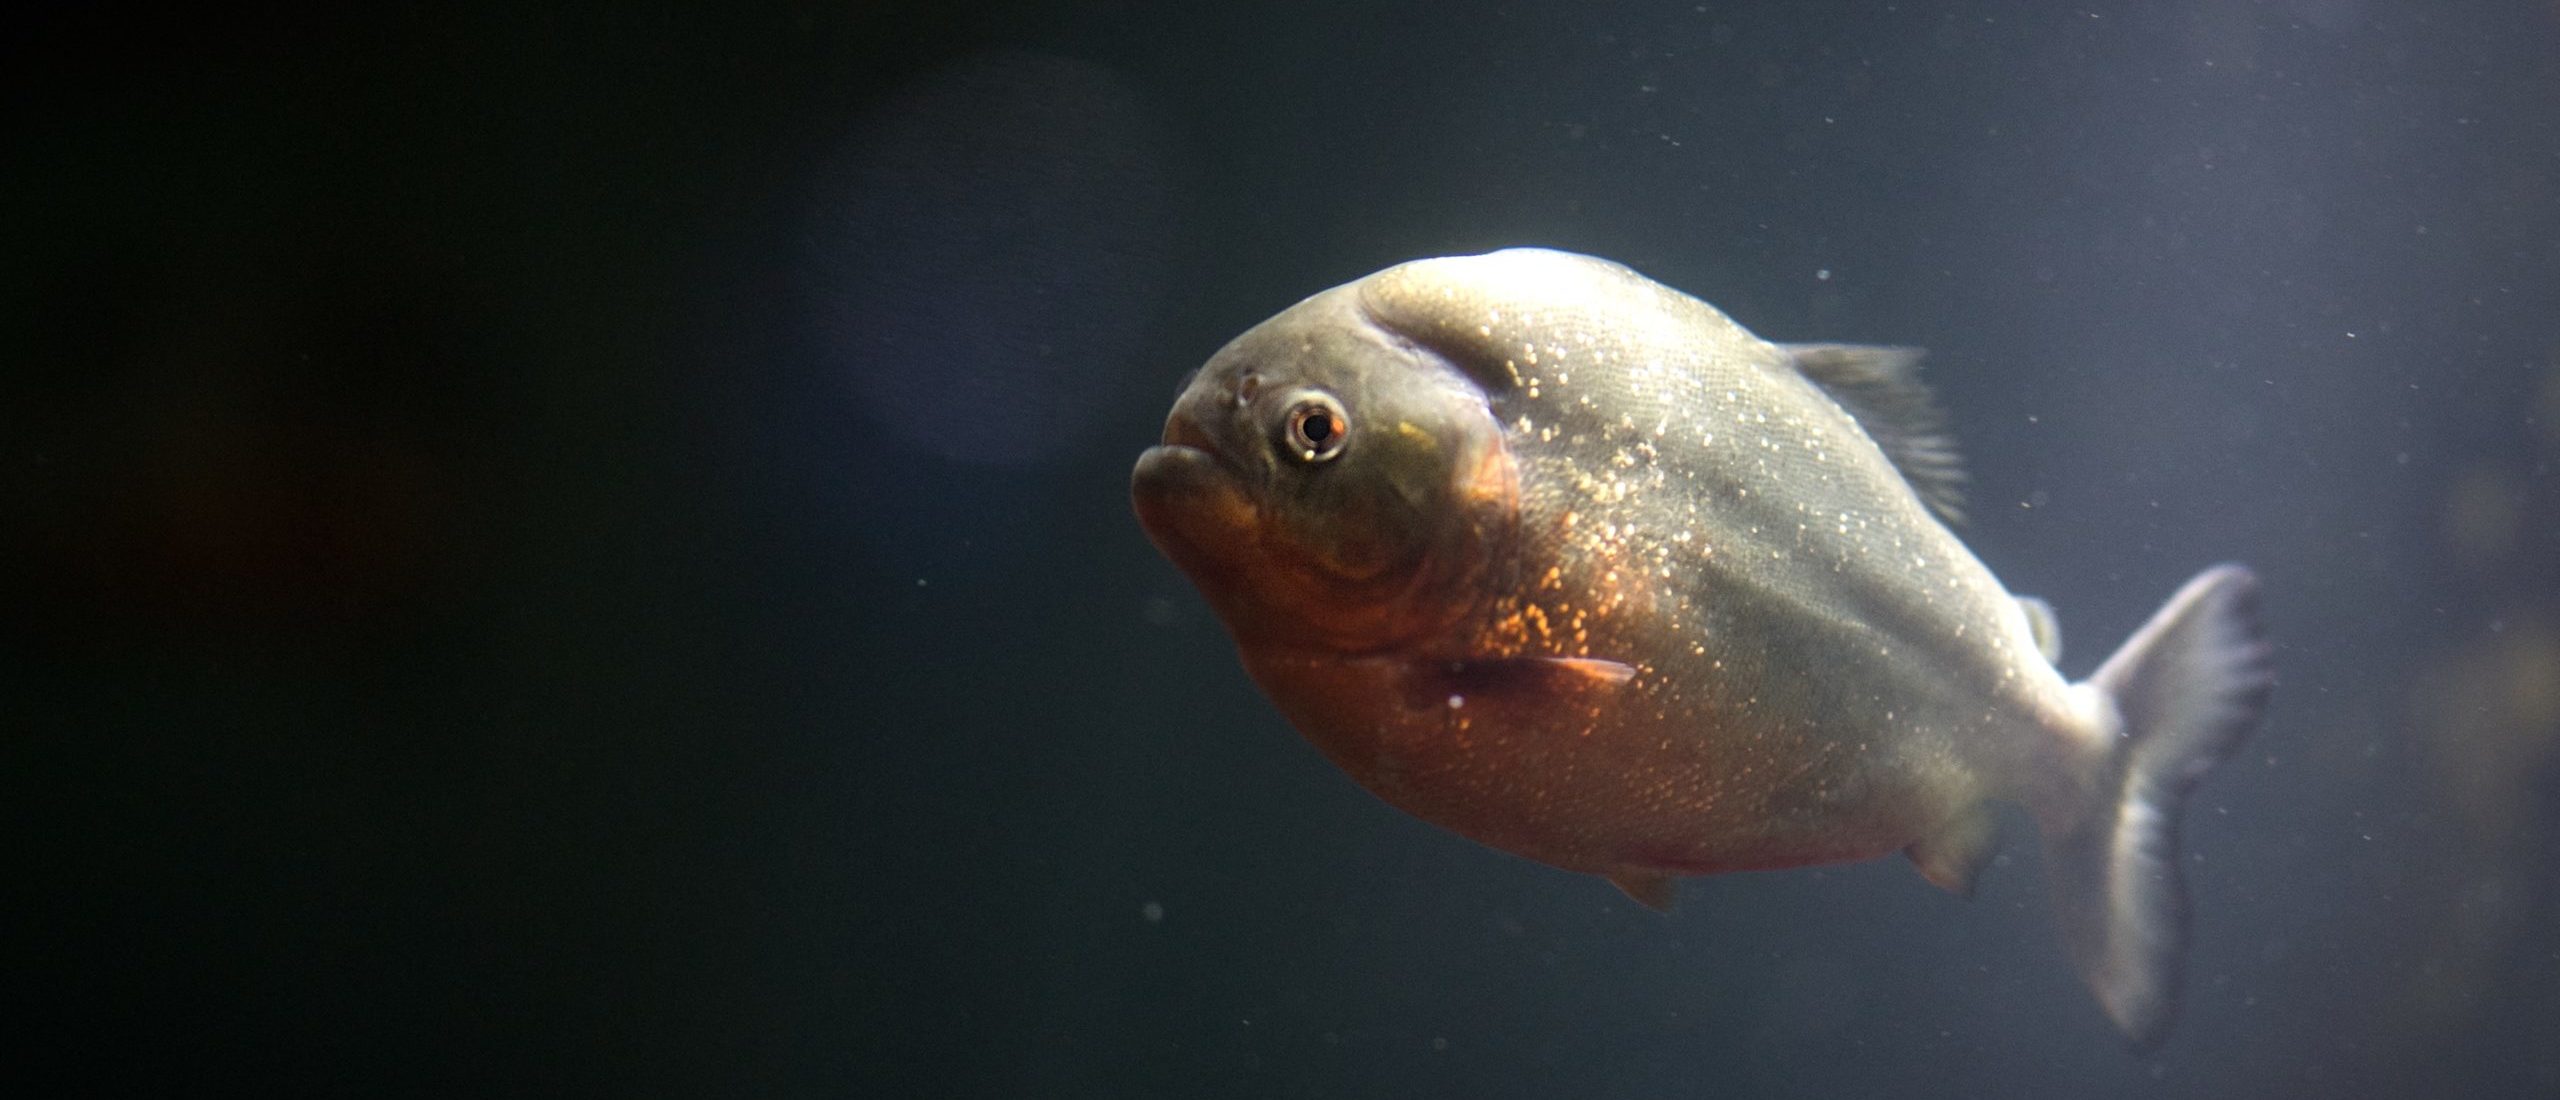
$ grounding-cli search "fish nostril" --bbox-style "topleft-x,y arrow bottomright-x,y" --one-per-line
1236,370 -> 1261,406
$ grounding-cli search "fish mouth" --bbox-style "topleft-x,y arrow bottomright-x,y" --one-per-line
1133,407 -> 1239,489
1155,408 -> 1224,459
1132,410 -> 1259,585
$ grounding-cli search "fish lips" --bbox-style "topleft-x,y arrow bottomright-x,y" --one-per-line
1132,413 -> 1261,588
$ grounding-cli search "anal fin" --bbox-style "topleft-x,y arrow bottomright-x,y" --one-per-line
1905,805 -> 1998,898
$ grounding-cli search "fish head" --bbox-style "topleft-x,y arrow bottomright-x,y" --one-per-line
1132,281 -> 1518,655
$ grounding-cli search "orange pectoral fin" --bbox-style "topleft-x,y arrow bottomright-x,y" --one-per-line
1372,656 -> 1638,713
1446,656 -> 1636,693
1539,657 -> 1638,687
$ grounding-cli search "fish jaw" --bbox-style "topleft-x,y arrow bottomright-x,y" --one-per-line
1132,407 -> 1407,653
1131,417 -> 1262,614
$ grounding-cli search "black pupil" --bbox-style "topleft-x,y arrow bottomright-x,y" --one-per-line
1301,410 -> 1336,446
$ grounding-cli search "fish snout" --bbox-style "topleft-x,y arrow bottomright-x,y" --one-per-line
1159,404 -> 1224,457
1133,394 -> 1257,549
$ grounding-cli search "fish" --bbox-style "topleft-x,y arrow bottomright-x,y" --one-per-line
1129,248 -> 2272,1045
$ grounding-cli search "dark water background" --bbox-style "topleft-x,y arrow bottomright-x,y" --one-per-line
8,1 -> 2556,1096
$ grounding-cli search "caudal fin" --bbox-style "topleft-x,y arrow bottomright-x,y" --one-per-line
2046,565 -> 2272,1046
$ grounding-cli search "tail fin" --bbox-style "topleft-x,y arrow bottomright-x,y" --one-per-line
2046,565 -> 2273,1046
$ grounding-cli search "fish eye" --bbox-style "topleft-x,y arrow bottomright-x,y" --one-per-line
1281,393 -> 1349,464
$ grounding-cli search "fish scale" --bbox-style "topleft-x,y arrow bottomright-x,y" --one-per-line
1367,255 -> 2045,856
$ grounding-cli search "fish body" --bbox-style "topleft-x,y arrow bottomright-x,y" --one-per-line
1131,249 -> 2270,1044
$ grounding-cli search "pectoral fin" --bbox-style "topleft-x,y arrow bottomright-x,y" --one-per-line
1445,656 -> 1636,690
1379,656 -> 1637,711
1906,805 -> 1998,898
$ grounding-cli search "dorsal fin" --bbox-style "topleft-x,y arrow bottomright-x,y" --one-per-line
1781,343 -> 1967,524
2017,596 -> 2062,664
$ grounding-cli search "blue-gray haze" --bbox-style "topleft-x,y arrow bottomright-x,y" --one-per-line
5,1 -> 2553,1096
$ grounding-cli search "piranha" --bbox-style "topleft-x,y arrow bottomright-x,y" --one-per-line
1130,248 -> 2271,1045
